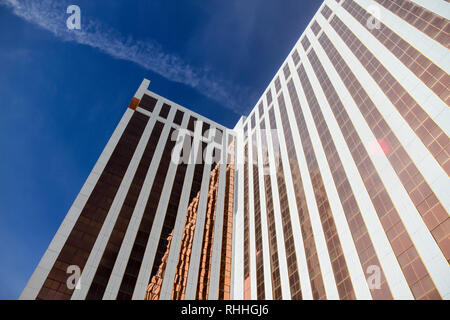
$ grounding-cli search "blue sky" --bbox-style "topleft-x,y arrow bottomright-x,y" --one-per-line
0,0 -> 321,299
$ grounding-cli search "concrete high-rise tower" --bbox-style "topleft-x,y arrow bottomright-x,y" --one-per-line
22,0 -> 449,300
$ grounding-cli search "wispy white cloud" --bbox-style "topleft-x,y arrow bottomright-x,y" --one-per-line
1,0 -> 248,114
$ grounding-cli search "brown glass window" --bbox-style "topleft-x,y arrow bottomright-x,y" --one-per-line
251,133 -> 265,299
159,103 -> 171,119
260,130 -> 282,299
188,116 -> 197,132
139,94 -> 158,112
370,0 -> 449,49
286,76 -> 355,299
338,1 -> 449,174
243,143 -> 251,299
173,109 -> 184,125
277,92 -> 326,299
316,31 -> 442,299
202,122 -> 211,137
298,56 -> 392,299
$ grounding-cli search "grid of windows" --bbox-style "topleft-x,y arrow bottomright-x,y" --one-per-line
287,76 -> 355,299
277,92 -> 326,299
342,0 -> 450,105
342,1 -> 450,140
320,23 -> 450,263
218,145 -> 235,299
317,32 -> 442,299
25,0 -> 450,302
266,109 -> 302,299
372,0 -> 450,49
298,59 -> 392,299
159,103 -> 171,119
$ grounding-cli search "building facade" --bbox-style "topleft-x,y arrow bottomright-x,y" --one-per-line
21,0 -> 449,300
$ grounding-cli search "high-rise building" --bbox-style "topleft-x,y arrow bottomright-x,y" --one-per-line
21,0 -> 449,300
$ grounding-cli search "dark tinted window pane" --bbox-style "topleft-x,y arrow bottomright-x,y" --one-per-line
173,109 -> 184,125
139,94 -> 157,112
159,103 -> 171,119
188,116 -> 197,132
